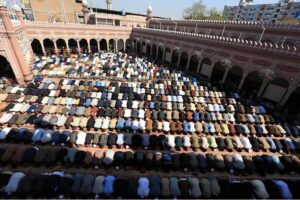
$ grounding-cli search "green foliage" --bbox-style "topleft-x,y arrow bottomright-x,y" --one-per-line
183,0 -> 224,20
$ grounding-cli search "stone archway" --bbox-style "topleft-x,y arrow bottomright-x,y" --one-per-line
56,38 -> 67,54
199,57 -> 212,78
179,52 -> 189,71
152,44 -> 157,58
142,41 -> 146,55
125,39 -> 133,53
43,38 -> 55,54
136,41 -> 142,55
79,39 -> 88,53
109,39 -> 115,52
171,49 -> 180,68
31,39 -> 43,56
100,39 -> 107,51
117,39 -> 124,52
210,61 -> 226,85
157,45 -> 164,63
0,55 -> 15,81
284,87 -> 300,123
225,66 -> 243,92
68,39 -> 78,53
261,77 -> 289,105
90,39 -> 98,53
241,71 -> 263,98
146,43 -> 151,57
188,54 -> 200,74
164,47 -> 171,64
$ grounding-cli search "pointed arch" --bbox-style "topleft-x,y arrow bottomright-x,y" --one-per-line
31,39 -> 43,55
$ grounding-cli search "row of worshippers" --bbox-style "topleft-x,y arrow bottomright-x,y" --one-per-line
34,53 -> 197,81
0,128 -> 299,154
0,171 -> 297,199
0,101 -> 277,126
0,112 -> 297,138
1,144 -> 300,175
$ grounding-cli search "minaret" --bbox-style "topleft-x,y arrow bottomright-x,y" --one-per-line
81,0 -> 89,24
106,0 -> 112,10
146,5 -> 153,28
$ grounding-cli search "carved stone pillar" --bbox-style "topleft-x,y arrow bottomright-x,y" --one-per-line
257,78 -> 270,98
0,6 -> 33,83
237,71 -> 248,91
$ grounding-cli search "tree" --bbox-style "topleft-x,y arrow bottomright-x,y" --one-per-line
183,0 -> 224,20
183,0 -> 206,20
207,8 -> 224,20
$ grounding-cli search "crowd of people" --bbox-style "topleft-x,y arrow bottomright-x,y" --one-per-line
0,52 -> 299,198
0,171 -> 298,199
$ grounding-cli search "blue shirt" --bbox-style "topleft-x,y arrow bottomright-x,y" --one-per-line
32,129 -> 45,142
27,105 -> 37,113
193,112 -> 200,121
116,118 -> 125,129
275,180 -> 293,199
85,98 -> 92,107
66,98 -> 74,106
103,176 -> 115,195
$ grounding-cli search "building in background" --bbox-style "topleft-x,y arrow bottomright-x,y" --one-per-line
224,0 -> 300,24
20,0 -> 84,23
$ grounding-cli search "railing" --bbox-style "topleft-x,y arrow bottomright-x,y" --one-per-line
134,27 -> 299,54
150,19 -> 300,29
23,20 -> 133,31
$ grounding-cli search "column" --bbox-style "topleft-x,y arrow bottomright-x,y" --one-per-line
237,72 -> 248,92
185,55 -> 191,72
221,68 -> 230,83
76,40 -> 80,53
115,40 -> 118,53
88,42 -> 91,53
66,41 -> 70,53
53,40 -> 58,55
196,59 -> 202,75
155,46 -> 159,59
0,7 -> 32,83
257,78 -> 269,98
162,49 -> 166,63
97,40 -> 100,53
40,40 -> 46,55
177,53 -> 181,69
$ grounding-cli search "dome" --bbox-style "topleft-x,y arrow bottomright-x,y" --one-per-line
82,0 -> 88,7
12,2 -> 21,12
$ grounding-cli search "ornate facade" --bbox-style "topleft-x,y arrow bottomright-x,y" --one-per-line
0,4 -> 299,108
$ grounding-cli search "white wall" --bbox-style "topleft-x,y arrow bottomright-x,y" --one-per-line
263,83 -> 287,103
200,63 -> 212,77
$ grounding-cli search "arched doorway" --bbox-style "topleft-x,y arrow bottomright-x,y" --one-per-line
241,71 -> 263,98
31,39 -> 43,55
136,41 -> 142,55
261,77 -> 289,106
109,39 -> 115,52
68,39 -> 78,53
157,45 -> 164,63
79,39 -> 88,53
171,49 -> 180,68
125,39 -> 132,53
90,39 -> 98,53
117,39 -> 124,52
210,61 -> 226,85
152,44 -> 157,59
56,39 -> 66,54
43,38 -> 55,54
284,87 -> 300,123
142,42 -> 146,56
164,48 -> 171,64
146,43 -> 151,57
0,55 -> 15,81
179,52 -> 189,71
225,66 -> 243,92
199,57 -> 212,78
100,39 -> 107,51
188,54 -> 200,74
